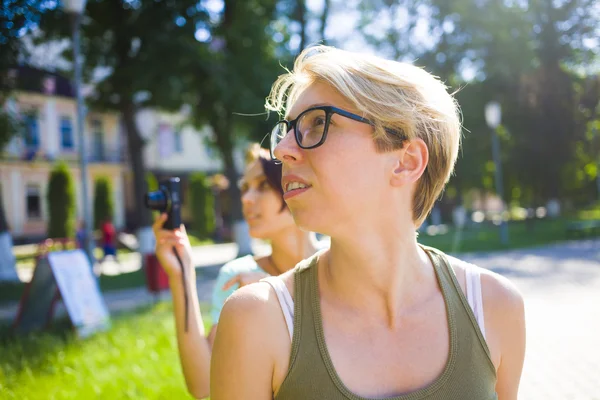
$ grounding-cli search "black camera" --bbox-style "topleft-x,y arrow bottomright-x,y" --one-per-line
144,177 -> 182,230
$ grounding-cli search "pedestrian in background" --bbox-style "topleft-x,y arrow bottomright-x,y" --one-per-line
100,217 -> 119,264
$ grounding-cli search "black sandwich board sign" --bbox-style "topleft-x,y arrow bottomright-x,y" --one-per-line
13,249 -> 110,337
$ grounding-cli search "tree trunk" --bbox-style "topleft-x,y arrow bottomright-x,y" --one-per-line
217,0 -> 252,255
297,0 -> 307,53
122,101 -> 153,254
0,189 -> 8,233
319,0 -> 330,43
213,120 -> 252,256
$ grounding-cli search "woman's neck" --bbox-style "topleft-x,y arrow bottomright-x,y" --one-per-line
268,227 -> 319,274
323,224 -> 436,329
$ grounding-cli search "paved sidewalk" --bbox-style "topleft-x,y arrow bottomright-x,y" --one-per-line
14,240 -> 272,282
460,239 -> 600,400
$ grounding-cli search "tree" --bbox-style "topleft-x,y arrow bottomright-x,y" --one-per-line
295,0 -> 307,52
47,161 -> 76,239
183,0 -> 288,255
39,0 -> 206,253
319,0 -> 331,43
357,0 -> 600,208
428,0 -> 600,207
93,176 -> 114,229
189,172 -> 215,240
509,0 -> 599,203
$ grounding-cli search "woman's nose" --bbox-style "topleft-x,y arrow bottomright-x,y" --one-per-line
273,127 -> 302,163
241,189 -> 254,206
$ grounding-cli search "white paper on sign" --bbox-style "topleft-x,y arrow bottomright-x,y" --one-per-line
48,250 -> 110,335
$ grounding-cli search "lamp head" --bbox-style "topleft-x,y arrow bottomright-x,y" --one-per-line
485,101 -> 502,129
62,0 -> 86,14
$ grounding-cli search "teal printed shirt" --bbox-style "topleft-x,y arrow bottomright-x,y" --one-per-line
210,255 -> 264,323
210,239 -> 330,324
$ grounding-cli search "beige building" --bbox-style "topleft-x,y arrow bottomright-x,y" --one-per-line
1,66 -> 126,241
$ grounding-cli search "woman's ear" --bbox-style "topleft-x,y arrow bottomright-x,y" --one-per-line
390,138 -> 429,187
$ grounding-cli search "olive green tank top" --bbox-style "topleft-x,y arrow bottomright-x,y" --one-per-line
274,246 -> 497,400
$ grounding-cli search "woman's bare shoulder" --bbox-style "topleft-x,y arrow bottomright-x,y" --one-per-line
448,256 -> 524,336
221,280 -> 283,319
212,282 -> 290,399
447,255 -> 524,308
217,281 -> 292,357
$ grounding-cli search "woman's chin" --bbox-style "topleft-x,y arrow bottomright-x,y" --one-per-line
248,226 -> 268,239
290,211 -> 322,234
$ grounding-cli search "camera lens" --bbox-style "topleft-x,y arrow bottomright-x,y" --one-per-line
144,190 -> 168,211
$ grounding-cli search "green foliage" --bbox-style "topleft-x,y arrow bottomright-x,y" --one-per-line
38,0 -> 204,111
46,161 -> 76,239
145,172 -> 158,192
418,217 -> 578,253
1,1 -> 47,154
0,303 -> 211,399
358,0 -> 600,206
93,177 -> 114,230
189,173 -> 215,239
178,0 -> 291,226
37,0 -> 208,229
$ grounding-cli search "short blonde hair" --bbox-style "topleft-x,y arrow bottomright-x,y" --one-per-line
265,46 -> 461,226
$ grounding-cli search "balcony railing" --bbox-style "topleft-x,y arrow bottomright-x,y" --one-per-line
86,144 -> 126,163
3,139 -> 125,164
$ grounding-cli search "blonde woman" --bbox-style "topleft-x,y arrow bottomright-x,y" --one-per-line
211,46 -> 526,400
152,144 -> 325,399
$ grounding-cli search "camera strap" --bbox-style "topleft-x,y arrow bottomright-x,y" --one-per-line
172,246 -> 189,332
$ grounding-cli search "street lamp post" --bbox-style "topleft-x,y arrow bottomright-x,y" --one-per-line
63,0 -> 94,265
595,123 -> 600,202
484,101 -> 509,245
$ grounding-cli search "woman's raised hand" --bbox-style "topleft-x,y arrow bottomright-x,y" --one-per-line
152,213 -> 194,280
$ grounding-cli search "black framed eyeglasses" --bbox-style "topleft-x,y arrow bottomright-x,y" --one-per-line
269,105 -> 404,160
269,106 -> 372,160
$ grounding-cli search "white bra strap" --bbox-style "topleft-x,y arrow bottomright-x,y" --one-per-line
261,276 -> 294,341
465,265 -> 486,339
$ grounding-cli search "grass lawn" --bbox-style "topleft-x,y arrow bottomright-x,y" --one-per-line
417,217 -> 580,254
0,302 -> 211,399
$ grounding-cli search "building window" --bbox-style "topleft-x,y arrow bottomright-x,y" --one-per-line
174,131 -> 183,153
23,114 -> 39,149
60,116 -> 74,149
92,119 -> 104,160
26,185 -> 42,220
